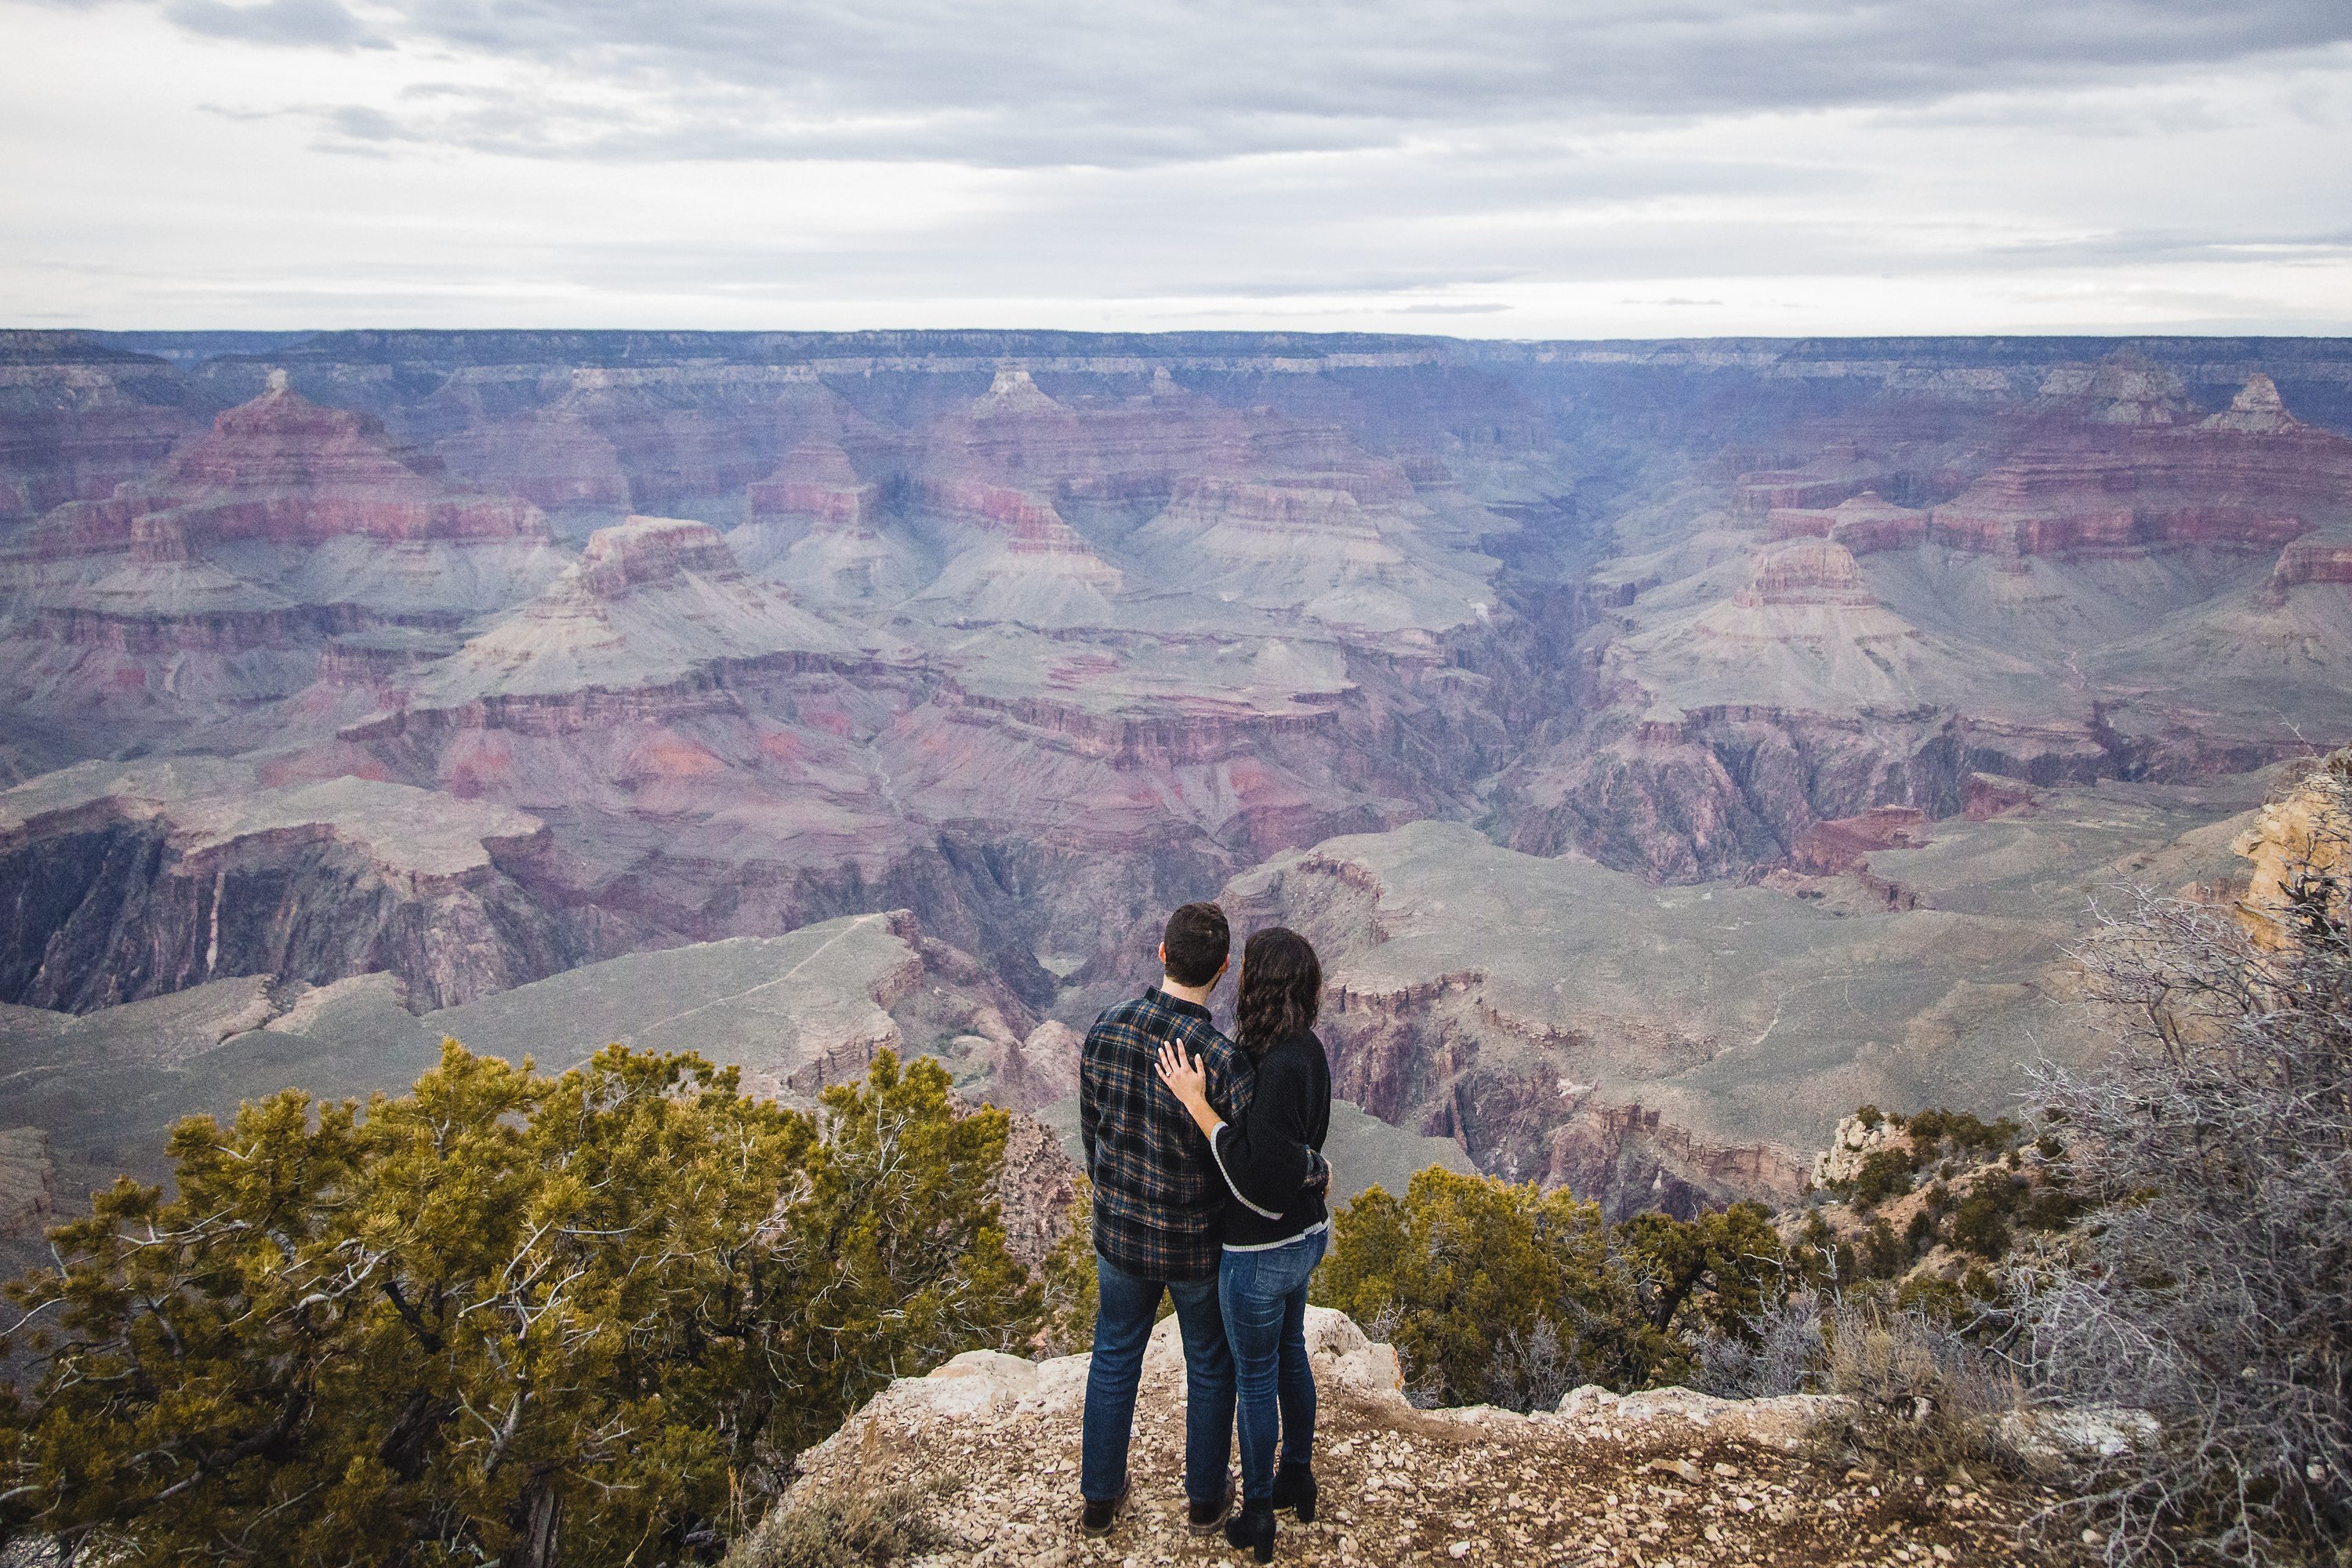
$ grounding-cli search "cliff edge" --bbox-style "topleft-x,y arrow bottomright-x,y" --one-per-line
752,1310 -> 2109,1568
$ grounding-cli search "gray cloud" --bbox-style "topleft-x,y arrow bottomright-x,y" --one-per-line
132,0 -> 2352,166
163,0 -> 376,48
321,103 -> 421,142
1980,229 -> 2352,264
1394,302 -> 1513,314
8,0 -> 2348,333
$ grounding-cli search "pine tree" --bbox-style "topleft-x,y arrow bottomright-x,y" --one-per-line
765,1049 -> 1038,1453
0,1043 -> 1037,1566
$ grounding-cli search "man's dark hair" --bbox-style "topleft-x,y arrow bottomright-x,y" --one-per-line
1236,926 -> 1321,1058
1161,902 -> 1231,988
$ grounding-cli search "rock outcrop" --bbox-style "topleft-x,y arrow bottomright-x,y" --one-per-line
2199,371 -> 2302,435
1765,490 -> 1929,556
1734,539 -> 1876,608
407,515 -> 861,710
1811,1111 -> 1911,1189
2263,536 -> 2352,604
744,437 -> 880,533
2230,749 -> 2352,944
974,366 -> 1065,417
760,1306 -> 2100,1566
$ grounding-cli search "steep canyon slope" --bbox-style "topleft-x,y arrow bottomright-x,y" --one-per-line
2,329 -> 2347,1210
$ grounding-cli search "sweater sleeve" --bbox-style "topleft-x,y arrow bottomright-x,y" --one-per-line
1209,1049 -> 1319,1218
1206,1036 -> 1254,1125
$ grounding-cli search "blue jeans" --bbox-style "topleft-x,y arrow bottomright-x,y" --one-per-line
1080,1254 -> 1236,1506
1218,1227 -> 1327,1504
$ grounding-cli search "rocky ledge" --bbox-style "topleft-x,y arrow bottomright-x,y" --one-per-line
0,758 -> 566,1011
764,1308 -> 2121,1567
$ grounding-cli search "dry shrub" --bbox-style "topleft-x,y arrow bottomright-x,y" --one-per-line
2013,757 -> 2352,1565
1691,1282 -> 2025,1475
1693,1287 -> 1828,1400
724,1481 -> 946,1568
1484,1317 -> 1583,1412
1814,1290 -> 2025,1476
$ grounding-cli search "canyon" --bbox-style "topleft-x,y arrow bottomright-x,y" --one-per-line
2,329 -> 2349,1219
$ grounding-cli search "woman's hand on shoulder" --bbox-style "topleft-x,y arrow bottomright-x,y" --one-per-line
1153,1039 -> 1216,1127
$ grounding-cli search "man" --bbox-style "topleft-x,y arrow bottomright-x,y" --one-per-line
1077,901 -> 1254,1537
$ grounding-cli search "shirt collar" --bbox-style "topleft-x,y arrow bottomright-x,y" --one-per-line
1147,985 -> 1214,1024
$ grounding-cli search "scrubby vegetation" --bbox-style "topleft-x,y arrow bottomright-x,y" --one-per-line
1310,1166 -> 1785,1410
0,1044 -> 1036,1566
1795,1104 -> 2087,1323
721,1479 -> 946,1568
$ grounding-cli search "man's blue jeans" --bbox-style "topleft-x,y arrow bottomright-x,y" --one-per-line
1218,1227 -> 1327,1504
1080,1253 -> 1236,1506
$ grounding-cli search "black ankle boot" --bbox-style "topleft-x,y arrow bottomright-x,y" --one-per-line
1270,1461 -> 1317,1523
1225,1501 -> 1276,1564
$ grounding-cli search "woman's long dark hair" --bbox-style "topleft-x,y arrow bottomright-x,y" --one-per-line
1236,926 -> 1321,1060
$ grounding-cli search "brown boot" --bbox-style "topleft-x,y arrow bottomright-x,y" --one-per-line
1187,1472 -> 1236,1534
1080,1477 -> 1131,1537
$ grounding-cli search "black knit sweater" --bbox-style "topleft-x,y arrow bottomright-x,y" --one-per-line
1207,1029 -> 1333,1250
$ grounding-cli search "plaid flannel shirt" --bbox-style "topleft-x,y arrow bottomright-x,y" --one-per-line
1080,987 -> 1255,1280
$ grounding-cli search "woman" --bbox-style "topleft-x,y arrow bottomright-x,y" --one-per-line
1155,925 -> 1333,1563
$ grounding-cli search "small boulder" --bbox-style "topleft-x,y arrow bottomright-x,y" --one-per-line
1304,1305 -> 1406,1399
1999,1406 -> 2160,1474
894,1348 -> 1040,1418
1558,1385 -> 1622,1418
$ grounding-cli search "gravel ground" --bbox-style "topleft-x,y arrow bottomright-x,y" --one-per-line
775,1318 -> 2111,1568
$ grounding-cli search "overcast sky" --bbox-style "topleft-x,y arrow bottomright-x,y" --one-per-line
5,0 -> 2350,335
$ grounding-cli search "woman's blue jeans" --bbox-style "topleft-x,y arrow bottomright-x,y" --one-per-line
1218,1226 -> 1327,1504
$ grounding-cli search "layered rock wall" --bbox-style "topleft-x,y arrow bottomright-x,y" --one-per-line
74,383 -> 552,549
0,765 -> 571,1011
0,350 -> 194,524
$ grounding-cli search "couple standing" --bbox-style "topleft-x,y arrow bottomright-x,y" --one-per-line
1076,902 -> 1334,1563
